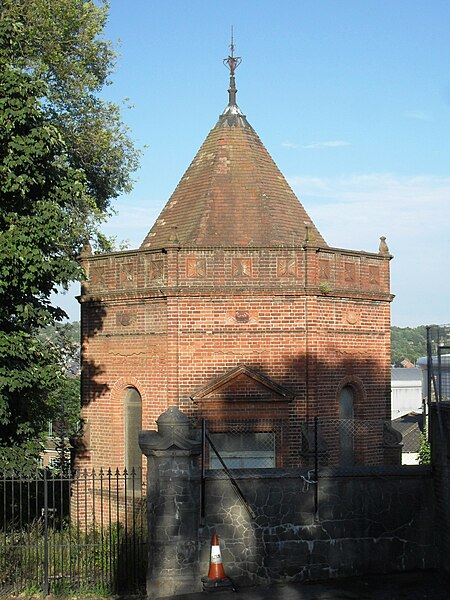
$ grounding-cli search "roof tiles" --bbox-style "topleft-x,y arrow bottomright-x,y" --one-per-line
141,103 -> 327,249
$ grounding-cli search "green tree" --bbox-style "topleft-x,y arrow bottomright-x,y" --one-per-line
0,63 -> 93,465
41,322 -> 81,435
0,0 -> 139,215
0,1 -> 139,465
391,326 -> 427,365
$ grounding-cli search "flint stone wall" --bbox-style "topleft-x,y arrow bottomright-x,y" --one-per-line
199,466 -> 436,587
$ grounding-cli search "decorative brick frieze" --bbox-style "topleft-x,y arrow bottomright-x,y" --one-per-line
147,258 -> 164,282
369,265 -> 380,285
186,256 -> 207,278
116,311 -> 135,327
117,261 -> 136,288
343,260 -> 356,284
343,309 -> 360,325
319,257 -> 332,282
232,257 -> 252,277
88,261 -> 108,290
277,257 -> 296,278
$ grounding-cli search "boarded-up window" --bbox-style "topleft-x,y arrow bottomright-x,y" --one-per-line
209,432 -> 275,469
124,388 -> 142,489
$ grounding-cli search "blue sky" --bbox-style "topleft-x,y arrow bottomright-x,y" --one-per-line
59,0 -> 450,327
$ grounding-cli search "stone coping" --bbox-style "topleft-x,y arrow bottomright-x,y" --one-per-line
204,464 -> 432,480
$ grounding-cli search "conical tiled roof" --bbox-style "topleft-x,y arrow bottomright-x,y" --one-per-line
141,62 -> 326,249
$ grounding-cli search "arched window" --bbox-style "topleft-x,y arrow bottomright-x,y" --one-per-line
339,385 -> 355,465
124,388 -> 142,488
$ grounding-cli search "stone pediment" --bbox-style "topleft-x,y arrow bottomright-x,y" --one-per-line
190,364 -> 293,403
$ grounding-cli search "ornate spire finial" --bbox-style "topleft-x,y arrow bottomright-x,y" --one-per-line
223,27 -> 241,106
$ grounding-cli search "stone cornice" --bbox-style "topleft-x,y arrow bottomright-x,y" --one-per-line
79,286 -> 393,305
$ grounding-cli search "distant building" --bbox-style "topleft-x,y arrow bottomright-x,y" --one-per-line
417,354 -> 450,402
399,358 -> 415,369
391,367 -> 423,420
391,411 -> 424,465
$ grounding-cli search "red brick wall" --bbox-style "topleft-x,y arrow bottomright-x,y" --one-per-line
77,244 -> 392,471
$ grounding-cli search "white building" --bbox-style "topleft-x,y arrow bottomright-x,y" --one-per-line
417,354 -> 450,402
391,367 -> 423,420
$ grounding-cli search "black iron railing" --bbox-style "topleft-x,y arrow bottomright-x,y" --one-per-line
0,468 -> 146,596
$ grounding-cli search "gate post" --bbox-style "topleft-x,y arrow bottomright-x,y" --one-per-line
139,406 -> 202,598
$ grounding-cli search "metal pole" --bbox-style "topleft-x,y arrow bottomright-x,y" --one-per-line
206,432 -> 256,519
99,469 -> 105,590
428,325 -> 444,447
437,327 -> 442,404
426,325 -> 432,435
201,418 -> 206,524
43,469 -> 49,595
314,416 -> 319,521
115,469 -> 120,592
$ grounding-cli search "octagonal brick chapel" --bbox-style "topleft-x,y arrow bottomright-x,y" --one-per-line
76,48 -> 395,475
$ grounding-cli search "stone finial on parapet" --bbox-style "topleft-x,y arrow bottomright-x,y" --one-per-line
378,236 -> 390,256
303,221 -> 316,247
80,239 -> 93,258
164,226 -> 181,250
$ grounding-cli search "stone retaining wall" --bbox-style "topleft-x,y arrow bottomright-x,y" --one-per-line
200,467 -> 436,587
140,408 -> 436,598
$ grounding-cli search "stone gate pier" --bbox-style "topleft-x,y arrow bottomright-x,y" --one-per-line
139,407 -> 203,598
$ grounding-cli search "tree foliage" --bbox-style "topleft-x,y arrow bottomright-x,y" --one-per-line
0,64 -> 89,465
391,326 -> 427,365
0,2 -> 139,465
418,432 -> 431,465
0,0 -> 139,213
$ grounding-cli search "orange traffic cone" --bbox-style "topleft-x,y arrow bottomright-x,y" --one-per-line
207,532 -> 227,579
202,532 -> 236,592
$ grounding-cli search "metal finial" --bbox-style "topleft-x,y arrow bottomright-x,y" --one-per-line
223,27 -> 241,77
223,27 -> 241,105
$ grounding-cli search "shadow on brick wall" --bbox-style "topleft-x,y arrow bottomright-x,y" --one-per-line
191,352 -> 392,469
71,301 -> 109,460
81,300 -> 109,403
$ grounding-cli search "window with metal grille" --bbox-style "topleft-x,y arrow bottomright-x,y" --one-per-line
209,431 -> 275,469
